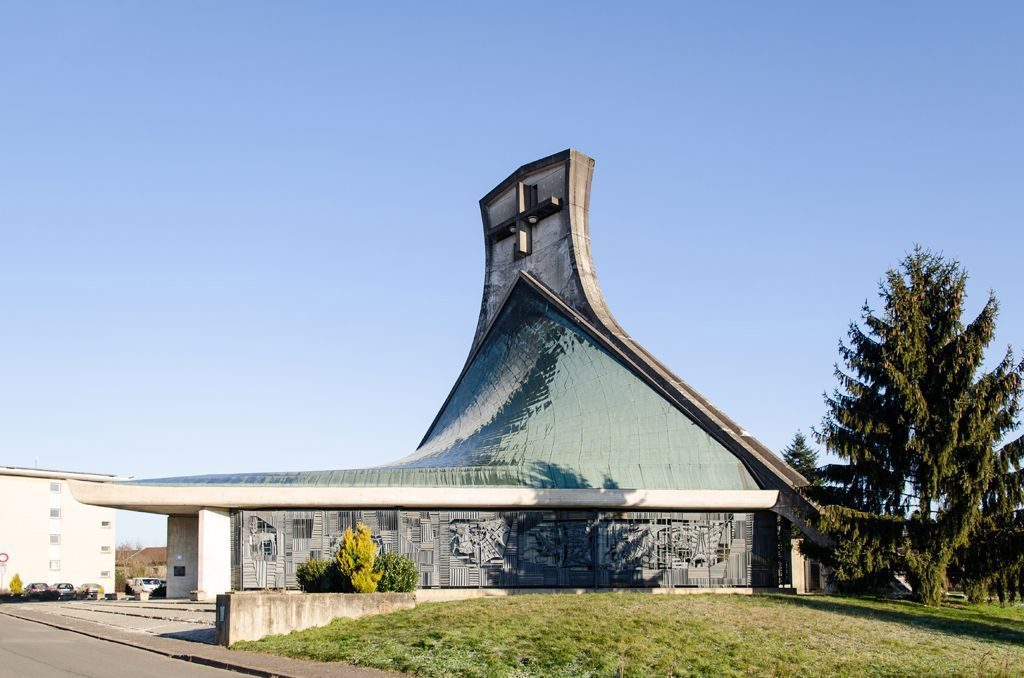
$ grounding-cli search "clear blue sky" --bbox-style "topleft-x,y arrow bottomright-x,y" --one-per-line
1,3 -> 1021,545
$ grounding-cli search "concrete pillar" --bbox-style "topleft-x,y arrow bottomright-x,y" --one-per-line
197,508 -> 231,599
167,515 -> 198,599
790,540 -> 807,594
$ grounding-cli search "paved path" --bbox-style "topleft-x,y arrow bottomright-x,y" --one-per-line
0,613 -> 233,677
0,602 -> 399,678
4,599 -> 217,643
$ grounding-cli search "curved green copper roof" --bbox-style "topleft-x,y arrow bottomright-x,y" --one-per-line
131,279 -> 758,491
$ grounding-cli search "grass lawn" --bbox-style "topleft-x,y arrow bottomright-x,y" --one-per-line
234,593 -> 1024,677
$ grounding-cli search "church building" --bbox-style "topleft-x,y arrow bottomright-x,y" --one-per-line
70,150 -> 821,599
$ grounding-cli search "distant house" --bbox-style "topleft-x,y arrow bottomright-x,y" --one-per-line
118,546 -> 166,578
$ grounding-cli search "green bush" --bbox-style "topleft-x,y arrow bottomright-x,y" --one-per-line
338,523 -> 381,593
297,558 -> 329,591
296,557 -> 345,592
9,573 -> 23,595
375,552 -> 419,593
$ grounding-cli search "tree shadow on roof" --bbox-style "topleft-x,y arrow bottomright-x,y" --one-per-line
526,462 -> 622,490
528,462 -> 591,488
767,594 -> 1024,646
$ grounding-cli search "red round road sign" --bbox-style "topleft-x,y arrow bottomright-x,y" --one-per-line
0,553 -> 8,563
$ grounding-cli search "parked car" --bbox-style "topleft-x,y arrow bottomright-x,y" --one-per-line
77,583 -> 104,600
23,583 -> 52,600
52,583 -> 77,600
129,578 -> 162,593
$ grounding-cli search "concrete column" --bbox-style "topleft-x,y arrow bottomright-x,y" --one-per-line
790,540 -> 807,594
197,508 -> 231,599
167,515 -> 198,599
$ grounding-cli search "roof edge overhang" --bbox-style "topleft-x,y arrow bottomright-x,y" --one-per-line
0,466 -> 126,482
68,479 -> 779,516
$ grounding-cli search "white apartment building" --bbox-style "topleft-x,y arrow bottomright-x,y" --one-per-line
0,467 -> 118,592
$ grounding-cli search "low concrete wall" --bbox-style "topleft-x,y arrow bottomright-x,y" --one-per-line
415,587 -> 796,603
215,591 -> 416,645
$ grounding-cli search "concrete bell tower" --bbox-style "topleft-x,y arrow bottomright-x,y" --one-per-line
475,149 -> 601,346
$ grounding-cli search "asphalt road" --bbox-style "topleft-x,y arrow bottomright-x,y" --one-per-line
0,614 -> 235,678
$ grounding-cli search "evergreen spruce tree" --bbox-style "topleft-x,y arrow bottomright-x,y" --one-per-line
782,431 -> 820,485
811,247 -> 1022,606
948,435 -> 1024,602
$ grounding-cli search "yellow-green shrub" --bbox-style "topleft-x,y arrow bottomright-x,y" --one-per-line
337,523 -> 381,593
9,573 -> 23,595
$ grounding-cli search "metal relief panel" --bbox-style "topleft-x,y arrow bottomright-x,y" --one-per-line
230,511 -> 241,591
241,511 -> 281,589
233,509 -> 780,590
751,511 -> 779,587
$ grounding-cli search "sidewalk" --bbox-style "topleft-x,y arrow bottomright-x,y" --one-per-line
0,604 -> 399,678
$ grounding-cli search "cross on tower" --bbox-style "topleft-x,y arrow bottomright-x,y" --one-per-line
515,183 -> 538,257
485,181 -> 563,259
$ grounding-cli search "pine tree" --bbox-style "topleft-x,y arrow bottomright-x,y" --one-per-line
782,431 -> 820,485
811,247 -> 1022,606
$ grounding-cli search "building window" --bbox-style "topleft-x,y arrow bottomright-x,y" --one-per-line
100,545 -> 111,553
292,518 -> 313,540
101,521 -> 111,528
49,534 -> 60,545
50,481 -> 61,493
100,571 -> 111,578
309,550 -> 322,561
50,508 -> 61,519
173,566 -> 186,577
49,560 -> 60,571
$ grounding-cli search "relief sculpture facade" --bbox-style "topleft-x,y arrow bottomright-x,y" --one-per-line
231,509 -> 786,590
